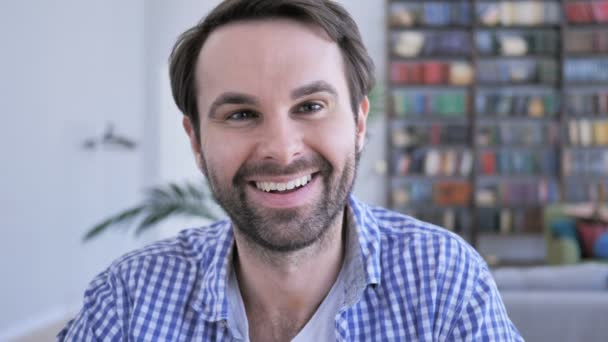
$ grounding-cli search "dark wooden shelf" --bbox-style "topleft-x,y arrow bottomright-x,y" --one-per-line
476,81 -> 558,87
565,114 -> 608,118
391,175 -> 471,181
564,52 -> 608,57
392,203 -> 472,211
476,0 -> 560,2
476,144 -> 558,150
563,174 -> 608,180
476,203 -> 557,209
390,55 -> 471,61
476,115 -> 558,121
476,24 -> 561,30
391,25 -> 471,31
391,115 -> 469,122
478,232 -> 543,238
391,82 -> 472,88
563,81 -> 608,86
488,260 -> 547,269
565,23 -> 608,29
392,144 -> 472,151
564,145 -> 608,150
476,174 -> 559,181
477,54 -> 559,59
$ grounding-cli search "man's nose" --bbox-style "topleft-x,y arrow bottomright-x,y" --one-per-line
255,117 -> 304,165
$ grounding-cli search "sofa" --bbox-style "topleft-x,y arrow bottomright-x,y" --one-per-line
493,263 -> 608,342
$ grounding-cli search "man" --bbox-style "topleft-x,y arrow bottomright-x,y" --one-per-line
59,0 -> 523,341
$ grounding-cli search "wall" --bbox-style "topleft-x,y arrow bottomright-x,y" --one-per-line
338,0 -> 387,206
0,1 -> 146,338
145,0 -> 225,239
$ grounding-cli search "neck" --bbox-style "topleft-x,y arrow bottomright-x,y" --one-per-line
233,209 -> 346,335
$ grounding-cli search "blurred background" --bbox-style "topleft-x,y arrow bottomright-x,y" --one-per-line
1,1 -> 607,341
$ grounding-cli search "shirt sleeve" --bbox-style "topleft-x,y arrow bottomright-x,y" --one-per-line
447,266 -> 524,342
57,270 -> 125,341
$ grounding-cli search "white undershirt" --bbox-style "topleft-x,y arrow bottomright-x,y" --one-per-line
226,261 -> 346,341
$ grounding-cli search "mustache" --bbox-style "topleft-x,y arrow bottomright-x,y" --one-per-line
233,154 -> 333,185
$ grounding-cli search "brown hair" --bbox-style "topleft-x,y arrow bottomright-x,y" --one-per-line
169,0 -> 375,139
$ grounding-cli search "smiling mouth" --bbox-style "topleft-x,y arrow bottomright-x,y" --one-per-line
252,174 -> 315,194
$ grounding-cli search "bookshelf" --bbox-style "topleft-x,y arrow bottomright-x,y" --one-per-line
562,0 -> 608,203
387,0 -> 476,239
386,0 -> 608,254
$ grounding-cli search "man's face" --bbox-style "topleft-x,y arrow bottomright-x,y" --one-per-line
184,19 -> 368,252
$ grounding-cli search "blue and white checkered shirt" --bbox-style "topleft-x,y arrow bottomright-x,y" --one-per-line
59,196 -> 523,341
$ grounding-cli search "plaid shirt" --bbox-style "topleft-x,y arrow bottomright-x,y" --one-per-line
59,196 -> 523,341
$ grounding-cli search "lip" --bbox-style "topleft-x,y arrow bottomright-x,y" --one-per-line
246,173 -> 321,209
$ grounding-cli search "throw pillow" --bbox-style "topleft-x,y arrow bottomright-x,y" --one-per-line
550,217 -> 578,240
577,219 -> 608,258
593,232 -> 608,259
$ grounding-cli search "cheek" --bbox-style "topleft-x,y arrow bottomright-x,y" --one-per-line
200,130 -> 248,181
309,119 -> 357,168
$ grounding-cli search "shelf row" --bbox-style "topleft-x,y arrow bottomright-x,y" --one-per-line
390,59 -> 608,85
390,177 -> 608,208
388,1 -> 608,28
390,88 -> 608,118
391,146 -> 608,176
392,29 -> 608,58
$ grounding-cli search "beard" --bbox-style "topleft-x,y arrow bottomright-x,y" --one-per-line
202,149 -> 359,253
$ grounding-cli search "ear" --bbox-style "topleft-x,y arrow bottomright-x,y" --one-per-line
355,96 -> 370,153
182,116 -> 205,173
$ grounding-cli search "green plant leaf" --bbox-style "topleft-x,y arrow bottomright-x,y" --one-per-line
83,205 -> 145,241
83,182 -> 220,241
134,204 -> 180,236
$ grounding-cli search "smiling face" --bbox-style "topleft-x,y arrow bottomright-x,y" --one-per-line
183,19 -> 368,252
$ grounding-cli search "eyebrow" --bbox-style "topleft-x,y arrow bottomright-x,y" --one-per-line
291,80 -> 338,100
208,92 -> 259,118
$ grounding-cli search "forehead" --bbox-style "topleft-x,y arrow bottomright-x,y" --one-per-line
194,19 -> 347,102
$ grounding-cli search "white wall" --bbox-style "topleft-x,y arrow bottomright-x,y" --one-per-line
0,0 -> 146,338
338,0 -> 387,206
145,0 -> 226,239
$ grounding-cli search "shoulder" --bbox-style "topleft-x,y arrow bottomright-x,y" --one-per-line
59,220 -> 233,340
369,204 -> 482,262
363,203 -> 487,284
88,219 -> 233,295
114,220 -> 230,264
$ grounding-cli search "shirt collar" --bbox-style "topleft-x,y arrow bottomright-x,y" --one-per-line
343,195 -> 382,305
191,195 -> 382,320
190,220 -> 235,322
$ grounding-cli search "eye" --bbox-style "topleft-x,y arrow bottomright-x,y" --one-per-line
227,110 -> 258,121
295,102 -> 323,113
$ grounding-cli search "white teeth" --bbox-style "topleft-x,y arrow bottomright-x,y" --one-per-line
286,180 -> 296,190
255,174 -> 313,193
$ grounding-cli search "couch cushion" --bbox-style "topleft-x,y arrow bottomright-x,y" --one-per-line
595,233 -> 608,258
550,217 -> 577,240
492,263 -> 608,291
577,220 -> 608,258
501,291 -> 608,342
